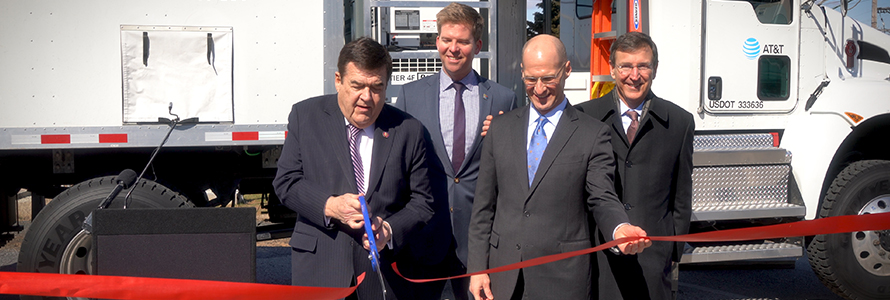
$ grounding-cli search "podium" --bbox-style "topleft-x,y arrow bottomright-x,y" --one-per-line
92,207 -> 256,282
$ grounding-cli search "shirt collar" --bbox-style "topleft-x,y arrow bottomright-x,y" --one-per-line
439,69 -> 478,92
343,118 -> 375,134
530,97 -> 568,123
618,97 -> 645,115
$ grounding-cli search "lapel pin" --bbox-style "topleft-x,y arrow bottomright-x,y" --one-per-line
383,132 -> 389,138
483,94 -> 489,100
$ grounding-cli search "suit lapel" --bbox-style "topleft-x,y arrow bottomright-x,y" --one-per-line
606,91 -> 634,147
465,71 -> 493,174
589,91 -> 627,147
528,105 -> 579,198
366,107 -> 395,200
634,93 -> 670,145
322,96 -> 359,192
510,107 -> 532,194
420,74 -> 454,176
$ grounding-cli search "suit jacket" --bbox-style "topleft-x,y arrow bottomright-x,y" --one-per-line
272,94 -> 434,299
467,103 -> 630,299
393,71 -> 517,267
575,90 -> 694,300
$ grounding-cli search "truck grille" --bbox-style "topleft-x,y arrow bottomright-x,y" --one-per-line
392,58 -> 441,73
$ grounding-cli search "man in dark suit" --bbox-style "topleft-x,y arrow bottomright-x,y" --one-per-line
575,31 -> 694,300
393,3 -> 516,299
467,34 -> 651,300
272,37 -> 434,300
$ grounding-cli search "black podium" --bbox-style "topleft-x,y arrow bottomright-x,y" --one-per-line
92,207 -> 256,282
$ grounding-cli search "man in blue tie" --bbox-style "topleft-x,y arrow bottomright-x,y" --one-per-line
467,34 -> 651,300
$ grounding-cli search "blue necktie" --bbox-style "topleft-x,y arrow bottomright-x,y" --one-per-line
527,116 -> 549,186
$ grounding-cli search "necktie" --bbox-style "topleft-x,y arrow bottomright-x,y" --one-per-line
452,81 -> 466,173
626,109 -> 639,143
527,116 -> 549,186
348,124 -> 365,194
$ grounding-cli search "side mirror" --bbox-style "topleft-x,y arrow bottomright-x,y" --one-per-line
841,0 -> 849,17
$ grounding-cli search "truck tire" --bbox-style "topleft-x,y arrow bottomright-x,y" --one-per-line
16,175 -> 192,300
807,160 -> 890,300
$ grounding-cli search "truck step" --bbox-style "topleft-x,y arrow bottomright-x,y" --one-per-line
680,241 -> 802,264
694,133 -> 777,150
692,164 -> 804,221
693,133 -> 791,167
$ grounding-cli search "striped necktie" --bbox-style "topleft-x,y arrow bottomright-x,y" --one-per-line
348,124 -> 365,194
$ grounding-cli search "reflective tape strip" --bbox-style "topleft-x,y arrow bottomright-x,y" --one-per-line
232,132 -> 259,141
42,134 -> 70,144
259,131 -> 285,140
10,134 -> 128,145
11,135 -> 41,145
205,131 -> 285,142
99,134 -> 128,143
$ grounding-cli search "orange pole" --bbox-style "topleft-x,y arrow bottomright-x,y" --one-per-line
590,0 -> 614,99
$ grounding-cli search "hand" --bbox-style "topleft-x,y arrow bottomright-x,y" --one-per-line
469,274 -> 494,300
614,224 -> 652,255
362,216 -> 392,252
480,111 -> 504,137
324,193 -> 364,229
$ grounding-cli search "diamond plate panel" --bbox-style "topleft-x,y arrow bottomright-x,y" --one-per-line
685,242 -> 799,255
693,164 -> 790,211
694,133 -> 774,151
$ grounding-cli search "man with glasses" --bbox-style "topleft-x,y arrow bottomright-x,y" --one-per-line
575,31 -> 695,300
467,34 -> 650,300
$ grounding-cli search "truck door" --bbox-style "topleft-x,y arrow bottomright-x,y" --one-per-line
703,0 -> 799,113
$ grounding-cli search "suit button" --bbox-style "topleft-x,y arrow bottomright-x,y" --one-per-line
524,211 -> 530,217
624,203 -> 633,211
454,178 -> 460,183
450,206 -> 454,213
625,160 -> 633,168
516,244 -> 521,250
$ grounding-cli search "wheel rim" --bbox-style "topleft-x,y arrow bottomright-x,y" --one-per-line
60,229 -> 93,275
853,195 -> 890,276
60,229 -> 93,300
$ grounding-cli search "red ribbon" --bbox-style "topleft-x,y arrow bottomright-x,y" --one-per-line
395,212 -> 890,283
1,213 -> 887,299
0,271 -> 364,300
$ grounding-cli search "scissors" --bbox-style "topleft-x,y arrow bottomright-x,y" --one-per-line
358,195 -> 387,298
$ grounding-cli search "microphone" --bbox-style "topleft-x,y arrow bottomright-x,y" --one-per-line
82,169 -> 137,233
102,169 -> 138,209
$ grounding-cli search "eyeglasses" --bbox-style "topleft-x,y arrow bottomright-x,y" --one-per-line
522,75 -> 560,86
522,66 -> 565,86
615,64 -> 653,75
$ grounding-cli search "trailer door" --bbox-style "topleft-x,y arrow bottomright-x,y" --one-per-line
121,26 -> 234,123
702,0 -> 799,114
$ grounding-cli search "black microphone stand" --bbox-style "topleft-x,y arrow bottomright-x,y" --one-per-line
123,103 -> 199,209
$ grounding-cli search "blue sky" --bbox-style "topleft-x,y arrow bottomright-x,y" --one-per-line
526,0 -> 541,22
843,0 -> 890,30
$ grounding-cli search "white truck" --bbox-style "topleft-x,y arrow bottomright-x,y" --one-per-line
558,0 -> 890,299
0,0 -> 888,300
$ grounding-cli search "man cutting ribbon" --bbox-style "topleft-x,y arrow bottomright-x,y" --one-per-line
273,37 -> 435,300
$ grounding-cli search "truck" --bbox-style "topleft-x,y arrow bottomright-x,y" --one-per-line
569,0 -> 890,299
0,1 -> 887,300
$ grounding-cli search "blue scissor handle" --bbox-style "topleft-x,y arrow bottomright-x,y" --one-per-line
358,195 -> 380,271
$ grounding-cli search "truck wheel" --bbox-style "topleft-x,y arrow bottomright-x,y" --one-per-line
16,175 -> 192,300
807,160 -> 890,300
